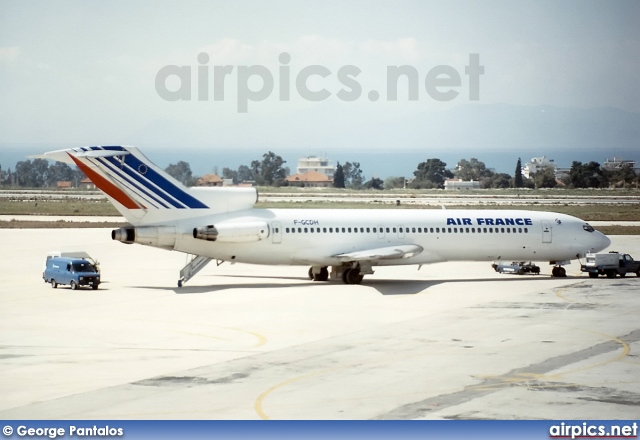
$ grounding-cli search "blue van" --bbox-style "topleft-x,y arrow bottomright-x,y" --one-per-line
43,257 -> 101,290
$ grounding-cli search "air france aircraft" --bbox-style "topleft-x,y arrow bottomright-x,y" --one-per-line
41,146 -> 611,286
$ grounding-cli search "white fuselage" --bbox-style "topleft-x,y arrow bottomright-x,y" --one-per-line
168,208 -> 610,267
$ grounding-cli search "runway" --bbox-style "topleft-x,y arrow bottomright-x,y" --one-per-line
0,229 -> 638,419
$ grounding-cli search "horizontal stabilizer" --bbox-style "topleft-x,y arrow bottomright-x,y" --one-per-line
334,244 -> 423,262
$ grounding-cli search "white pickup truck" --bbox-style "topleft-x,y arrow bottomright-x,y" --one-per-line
580,252 -> 640,278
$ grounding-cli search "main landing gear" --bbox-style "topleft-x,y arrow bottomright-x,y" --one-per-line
308,263 -> 373,285
551,265 -> 567,277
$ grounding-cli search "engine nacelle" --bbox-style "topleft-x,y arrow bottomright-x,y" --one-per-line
112,226 -> 176,249
193,221 -> 269,243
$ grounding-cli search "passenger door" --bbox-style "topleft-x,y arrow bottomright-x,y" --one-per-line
271,222 -> 282,244
541,220 -> 552,243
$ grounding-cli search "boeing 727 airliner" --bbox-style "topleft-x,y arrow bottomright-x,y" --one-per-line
41,146 -> 611,286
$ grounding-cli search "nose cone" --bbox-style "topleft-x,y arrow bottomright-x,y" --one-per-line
594,232 -> 611,253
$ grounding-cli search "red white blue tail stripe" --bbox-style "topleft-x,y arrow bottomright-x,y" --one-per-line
70,146 -> 208,210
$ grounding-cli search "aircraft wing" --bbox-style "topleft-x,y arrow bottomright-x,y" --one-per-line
333,244 -> 423,262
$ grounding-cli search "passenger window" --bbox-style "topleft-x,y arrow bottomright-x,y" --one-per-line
448,228 -> 452,233
354,228 -> 358,233
386,228 -> 390,233
430,228 -> 434,233
342,228 -> 346,233
360,227 -> 364,233
304,228 -> 308,233
489,228 -> 493,233
471,228 -> 475,233
286,228 -> 290,233
348,227 -> 352,233
501,228 -> 505,233
372,228 -> 376,233
453,228 -> 457,233
524,228 -> 528,233
366,228 -> 370,233
393,228 -> 397,233
436,228 -> 440,233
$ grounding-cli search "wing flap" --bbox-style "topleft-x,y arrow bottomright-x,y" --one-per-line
333,244 -> 423,262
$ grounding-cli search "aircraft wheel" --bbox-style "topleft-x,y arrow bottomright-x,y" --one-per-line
313,267 -> 329,282
51,279 -> 57,288
178,280 -> 183,288
559,267 -> 566,277
344,269 -> 363,285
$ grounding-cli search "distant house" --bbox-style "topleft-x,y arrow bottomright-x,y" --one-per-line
196,174 -> 223,187
285,171 -> 333,188
78,177 -> 96,190
523,156 -> 556,179
57,181 -> 72,189
444,179 -> 480,190
297,156 -> 335,179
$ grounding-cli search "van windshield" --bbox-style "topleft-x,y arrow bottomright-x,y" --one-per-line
72,262 -> 95,273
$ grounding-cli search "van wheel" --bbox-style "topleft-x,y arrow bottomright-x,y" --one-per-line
588,272 -> 598,278
70,280 -> 77,290
51,279 -> 57,288
92,284 -> 98,290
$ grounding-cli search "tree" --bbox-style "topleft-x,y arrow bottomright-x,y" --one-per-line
14,159 -> 49,187
514,158 -> 523,188
384,176 -> 406,189
46,162 -> 75,187
531,167 -> 557,189
568,161 -> 606,188
364,177 -> 384,190
251,151 -> 287,186
454,158 -> 493,181
412,158 -> 453,189
222,167 -> 238,184
342,161 -> 364,189
333,162 -> 345,188
482,173 -> 512,189
237,165 -> 254,183
165,161 -> 196,186
607,163 -> 637,188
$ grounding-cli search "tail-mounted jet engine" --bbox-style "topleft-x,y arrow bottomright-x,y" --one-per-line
112,226 -> 176,250
193,222 -> 269,243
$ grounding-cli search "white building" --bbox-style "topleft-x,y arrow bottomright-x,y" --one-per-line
522,156 -> 556,179
297,156 -> 334,179
603,157 -> 636,170
444,179 -> 480,190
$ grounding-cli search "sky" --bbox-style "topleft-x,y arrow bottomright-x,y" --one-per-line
1,0 -> 639,177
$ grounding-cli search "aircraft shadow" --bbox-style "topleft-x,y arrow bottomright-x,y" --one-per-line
131,274 -> 581,296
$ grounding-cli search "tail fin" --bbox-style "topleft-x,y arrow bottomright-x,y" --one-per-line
43,146 -> 209,224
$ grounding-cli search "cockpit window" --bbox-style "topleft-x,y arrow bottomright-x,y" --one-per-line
583,224 -> 595,233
